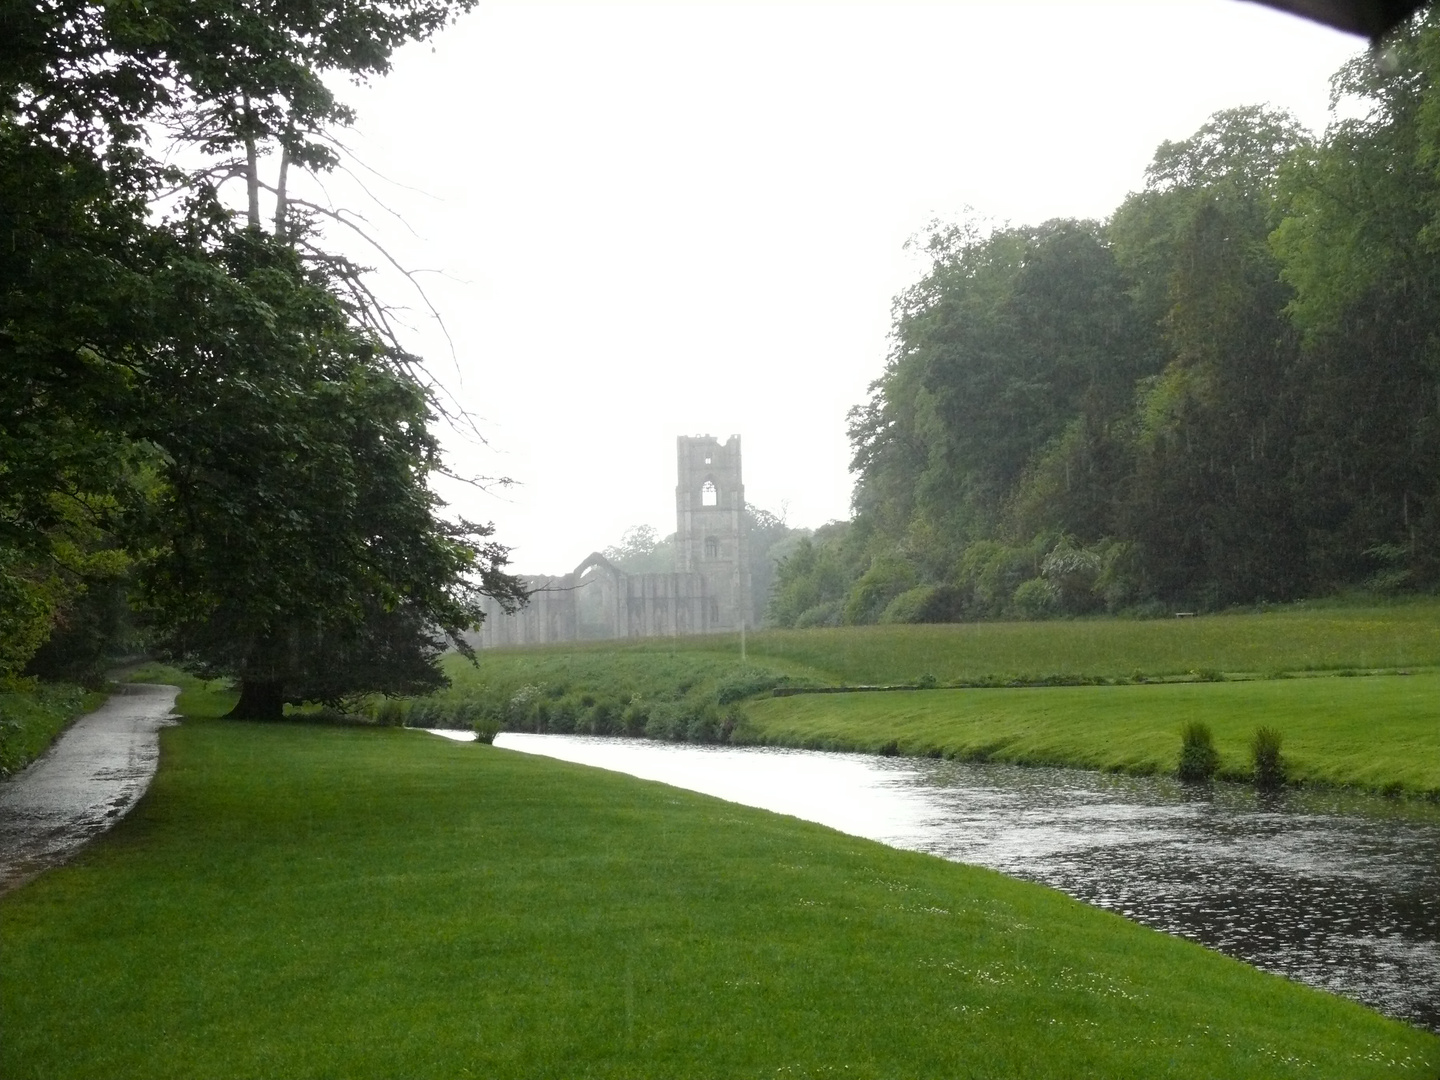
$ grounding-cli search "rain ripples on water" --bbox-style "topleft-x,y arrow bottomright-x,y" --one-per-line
490,733 -> 1440,1032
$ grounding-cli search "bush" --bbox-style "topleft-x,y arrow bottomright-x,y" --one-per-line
1252,726 -> 1285,788
472,715 -> 501,744
879,586 -> 938,624
715,670 -> 783,704
374,698 -> 407,726
794,600 -> 844,629
1177,720 -> 1219,781
1013,577 -> 1058,619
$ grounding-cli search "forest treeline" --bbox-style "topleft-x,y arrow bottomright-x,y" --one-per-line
769,15 -> 1440,628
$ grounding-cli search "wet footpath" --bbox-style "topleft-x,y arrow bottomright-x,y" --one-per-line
0,683 -> 179,895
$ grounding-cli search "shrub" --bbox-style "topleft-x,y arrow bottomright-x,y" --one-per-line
1013,578 -> 1058,619
879,586 -> 939,624
472,715 -> 501,744
794,600 -> 844,629
1177,720 -> 1219,781
875,584 -> 967,624
374,698 -> 407,726
621,699 -> 649,737
643,701 -> 686,741
715,670 -> 783,704
1251,726 -> 1285,789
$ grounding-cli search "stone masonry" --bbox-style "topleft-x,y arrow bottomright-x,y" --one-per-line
474,435 -> 752,646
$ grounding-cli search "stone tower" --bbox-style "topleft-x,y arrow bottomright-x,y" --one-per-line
675,435 -> 751,630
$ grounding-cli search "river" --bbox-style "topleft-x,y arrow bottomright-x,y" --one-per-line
472,732 -> 1440,1032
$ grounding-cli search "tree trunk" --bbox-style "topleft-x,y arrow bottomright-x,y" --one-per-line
242,94 -> 261,229
227,678 -> 286,720
274,142 -> 289,240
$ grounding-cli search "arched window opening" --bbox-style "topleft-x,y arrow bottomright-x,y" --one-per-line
704,536 -> 719,559
701,480 -> 717,507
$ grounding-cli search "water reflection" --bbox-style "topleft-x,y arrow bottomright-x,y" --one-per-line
490,732 -> 1440,1032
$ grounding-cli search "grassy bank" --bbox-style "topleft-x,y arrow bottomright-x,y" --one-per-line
429,600 -> 1440,796
744,672 -> 1440,797
1,708 -> 1434,1079
722,598 -> 1440,684
0,682 -> 107,778
455,597 -> 1440,696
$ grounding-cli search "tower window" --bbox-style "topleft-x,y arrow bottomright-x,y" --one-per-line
704,455 -> 712,465
704,536 -> 719,559
701,480 -> 717,507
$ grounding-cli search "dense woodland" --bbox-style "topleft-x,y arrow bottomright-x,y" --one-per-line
1,1 -> 524,712
769,15 -> 1440,627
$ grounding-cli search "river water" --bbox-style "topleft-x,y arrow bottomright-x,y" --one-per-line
483,732 -> 1440,1032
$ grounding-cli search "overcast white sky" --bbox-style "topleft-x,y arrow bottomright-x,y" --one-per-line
323,2 -> 1363,573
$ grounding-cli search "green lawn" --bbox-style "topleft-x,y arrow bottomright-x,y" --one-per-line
460,597 -> 1440,690
437,600 -> 1440,796
0,682 -> 107,778
724,599 -> 1440,684
745,672 -> 1440,796
1,713 -> 1435,1079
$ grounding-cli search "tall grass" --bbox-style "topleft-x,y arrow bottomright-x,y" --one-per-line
1253,726 -> 1286,789
1178,721 -> 1219,781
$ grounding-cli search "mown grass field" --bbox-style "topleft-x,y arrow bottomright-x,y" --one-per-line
745,673 -> 1440,795
2,708 -> 1435,1079
457,597 -> 1440,693
440,598 -> 1440,796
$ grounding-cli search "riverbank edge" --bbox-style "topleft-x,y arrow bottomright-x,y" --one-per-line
733,673 -> 1440,805
732,724 -> 1440,805
3,709 -> 1436,1078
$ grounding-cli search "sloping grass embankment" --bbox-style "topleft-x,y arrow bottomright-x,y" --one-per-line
0,682 -> 108,778
478,597 -> 1440,688
744,672 -> 1440,797
1,706 -> 1435,1079
441,600 -> 1440,796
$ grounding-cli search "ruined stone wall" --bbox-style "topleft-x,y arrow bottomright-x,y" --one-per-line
473,433 -> 752,648
675,434 -> 752,630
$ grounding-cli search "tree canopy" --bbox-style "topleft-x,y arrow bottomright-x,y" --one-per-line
772,12 -> 1440,627
1,0 -> 525,715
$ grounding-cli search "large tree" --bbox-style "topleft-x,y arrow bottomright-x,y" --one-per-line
1,0 -> 526,712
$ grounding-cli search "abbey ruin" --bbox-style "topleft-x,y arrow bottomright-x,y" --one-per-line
475,435 -> 752,646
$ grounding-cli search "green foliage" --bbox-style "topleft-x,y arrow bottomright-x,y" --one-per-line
1,0 -> 523,713
1252,726 -> 1287,789
813,38 -> 1440,625
1012,577 -> 1059,619
842,554 -> 918,625
0,682 -> 100,778
1177,720 -> 1220,781
601,525 -> 675,575
766,525 -> 856,627
880,585 -> 939,624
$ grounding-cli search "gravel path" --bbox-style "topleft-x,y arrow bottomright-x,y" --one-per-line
0,683 -> 180,895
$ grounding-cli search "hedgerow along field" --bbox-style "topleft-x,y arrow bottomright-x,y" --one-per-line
2,699 -> 1435,1080
424,598 -> 1440,796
